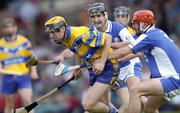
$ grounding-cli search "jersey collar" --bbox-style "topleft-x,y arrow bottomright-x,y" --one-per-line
105,20 -> 112,32
3,35 -> 18,42
146,26 -> 155,33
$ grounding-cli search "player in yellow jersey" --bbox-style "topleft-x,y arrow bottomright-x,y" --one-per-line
44,16 -> 119,113
0,18 -> 38,113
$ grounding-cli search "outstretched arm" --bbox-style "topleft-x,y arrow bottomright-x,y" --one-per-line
55,48 -> 75,63
30,66 -> 38,79
111,41 -> 131,49
118,52 -> 144,62
108,46 -> 132,60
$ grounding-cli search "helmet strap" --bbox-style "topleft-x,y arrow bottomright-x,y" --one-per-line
62,26 -> 67,41
140,22 -> 151,32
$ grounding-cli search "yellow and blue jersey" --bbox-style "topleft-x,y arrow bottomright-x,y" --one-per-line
127,26 -> 135,36
64,26 -> 114,62
64,26 -> 118,85
0,34 -> 33,75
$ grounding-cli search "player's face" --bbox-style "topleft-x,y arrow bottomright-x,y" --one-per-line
48,27 -> 66,44
89,12 -> 106,29
1,23 -> 17,37
115,14 -> 129,26
132,22 -> 140,33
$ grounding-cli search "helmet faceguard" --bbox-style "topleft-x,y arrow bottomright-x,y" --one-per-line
45,21 -> 66,33
113,6 -> 131,21
88,2 -> 106,17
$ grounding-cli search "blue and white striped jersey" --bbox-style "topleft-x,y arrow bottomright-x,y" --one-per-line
91,20 -> 140,67
129,26 -> 180,78
105,20 -> 141,67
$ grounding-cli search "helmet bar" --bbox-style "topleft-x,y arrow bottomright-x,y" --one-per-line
113,6 -> 131,18
45,21 -> 65,33
88,2 -> 106,16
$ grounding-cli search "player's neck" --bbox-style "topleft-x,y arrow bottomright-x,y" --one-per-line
5,34 -> 17,42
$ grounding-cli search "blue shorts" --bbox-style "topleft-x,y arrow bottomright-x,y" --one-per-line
119,62 -> 142,88
160,76 -> 180,101
88,60 -> 119,86
1,74 -> 32,94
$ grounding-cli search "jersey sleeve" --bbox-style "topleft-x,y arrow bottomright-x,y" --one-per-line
128,34 -> 154,53
23,38 -> 33,57
119,28 -> 135,42
82,29 -> 106,47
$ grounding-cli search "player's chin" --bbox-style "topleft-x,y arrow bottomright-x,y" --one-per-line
94,24 -> 103,28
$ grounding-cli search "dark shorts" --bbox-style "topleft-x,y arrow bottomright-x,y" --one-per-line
88,60 -> 119,86
1,74 -> 32,94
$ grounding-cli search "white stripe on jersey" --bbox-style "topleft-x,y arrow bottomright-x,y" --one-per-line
119,28 -> 135,42
132,34 -> 147,46
151,47 -> 179,78
128,34 -> 146,49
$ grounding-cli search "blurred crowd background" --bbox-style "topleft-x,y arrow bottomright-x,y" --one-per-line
0,0 -> 180,113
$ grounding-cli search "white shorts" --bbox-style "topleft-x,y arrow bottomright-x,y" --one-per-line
160,76 -> 180,101
118,62 -> 142,82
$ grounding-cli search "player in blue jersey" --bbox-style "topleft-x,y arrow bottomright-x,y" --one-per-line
113,6 -> 161,113
44,16 -> 119,113
108,10 -> 180,113
0,18 -> 38,113
87,3 -> 143,113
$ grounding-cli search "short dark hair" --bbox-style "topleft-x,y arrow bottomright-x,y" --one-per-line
1,17 -> 16,26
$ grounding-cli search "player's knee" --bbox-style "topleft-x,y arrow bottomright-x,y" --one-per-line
82,101 -> 94,112
119,103 -> 128,112
144,103 -> 157,113
129,85 -> 139,95
22,97 -> 32,105
144,107 -> 157,113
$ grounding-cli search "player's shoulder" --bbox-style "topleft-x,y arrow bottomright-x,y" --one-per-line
17,34 -> 31,44
72,26 -> 89,31
111,21 -> 124,28
127,27 -> 135,35
0,37 -> 4,42
110,21 -> 125,33
17,34 -> 28,40
71,26 -> 89,34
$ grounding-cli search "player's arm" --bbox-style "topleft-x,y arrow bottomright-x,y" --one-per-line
55,48 -> 75,63
26,40 -> 39,79
93,33 -> 112,74
30,66 -> 38,79
108,46 -> 132,60
117,52 -> 144,62
111,41 -> 131,49
72,55 -> 84,79
60,48 -> 75,58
